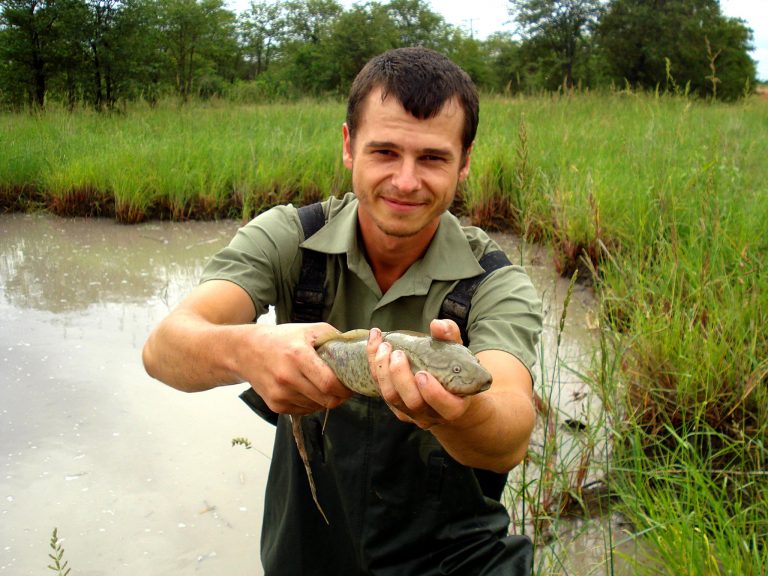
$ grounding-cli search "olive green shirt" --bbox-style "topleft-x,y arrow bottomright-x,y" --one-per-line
201,193 -> 541,379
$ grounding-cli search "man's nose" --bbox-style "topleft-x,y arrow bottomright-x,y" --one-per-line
391,158 -> 421,192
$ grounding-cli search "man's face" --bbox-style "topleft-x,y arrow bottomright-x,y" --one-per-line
342,87 -> 471,241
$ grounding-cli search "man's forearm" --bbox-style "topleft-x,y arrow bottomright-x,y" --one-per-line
431,349 -> 536,473
142,310 -> 249,392
432,388 -> 535,473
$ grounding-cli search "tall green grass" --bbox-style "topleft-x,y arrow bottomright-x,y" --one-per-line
0,100 -> 350,222
4,92 -> 767,574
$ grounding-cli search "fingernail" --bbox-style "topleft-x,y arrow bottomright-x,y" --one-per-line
377,342 -> 390,354
369,327 -> 381,343
415,373 -> 427,387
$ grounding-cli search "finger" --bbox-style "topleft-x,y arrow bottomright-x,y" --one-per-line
287,349 -> 348,410
414,371 -> 471,422
374,341 -> 395,402
260,381 -> 325,415
388,349 -> 426,412
366,327 -> 384,380
429,318 -> 463,344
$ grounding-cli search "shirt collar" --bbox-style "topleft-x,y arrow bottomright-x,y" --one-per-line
301,197 -> 484,285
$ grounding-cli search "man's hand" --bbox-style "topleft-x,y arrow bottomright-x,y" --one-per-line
243,322 -> 352,415
364,318 -> 535,472
143,279 -> 351,414
366,319 -> 472,429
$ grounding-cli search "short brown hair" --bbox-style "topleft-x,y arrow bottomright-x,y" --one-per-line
346,47 -> 479,157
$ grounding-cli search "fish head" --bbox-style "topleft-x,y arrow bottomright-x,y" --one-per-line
441,353 -> 493,396
383,332 -> 493,396
415,339 -> 492,396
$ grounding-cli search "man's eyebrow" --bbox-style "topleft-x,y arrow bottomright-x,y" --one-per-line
364,140 -> 402,150
364,141 -> 455,158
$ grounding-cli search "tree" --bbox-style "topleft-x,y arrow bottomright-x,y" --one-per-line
596,0 -> 756,100
325,3 -> 396,93
481,32 -> 526,93
385,0 -> 446,48
157,0 -> 237,100
508,0 -> 603,88
279,0 -> 342,93
0,0 -> 68,108
239,0 -> 285,78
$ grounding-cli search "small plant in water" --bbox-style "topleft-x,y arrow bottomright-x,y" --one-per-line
48,528 -> 71,576
231,436 -> 253,450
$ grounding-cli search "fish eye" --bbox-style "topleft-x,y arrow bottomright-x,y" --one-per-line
452,365 -> 462,374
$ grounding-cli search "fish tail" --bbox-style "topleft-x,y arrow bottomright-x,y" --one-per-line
290,415 -> 329,525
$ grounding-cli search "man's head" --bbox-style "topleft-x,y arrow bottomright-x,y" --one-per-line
346,47 -> 479,162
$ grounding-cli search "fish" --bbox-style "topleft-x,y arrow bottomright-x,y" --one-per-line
293,329 -> 493,524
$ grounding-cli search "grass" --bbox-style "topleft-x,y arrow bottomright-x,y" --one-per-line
0,100 -> 350,222
7,91 -> 766,574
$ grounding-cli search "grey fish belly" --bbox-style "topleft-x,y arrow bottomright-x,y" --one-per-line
317,340 -> 380,397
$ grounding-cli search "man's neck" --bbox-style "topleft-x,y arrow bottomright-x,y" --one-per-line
359,222 -> 438,294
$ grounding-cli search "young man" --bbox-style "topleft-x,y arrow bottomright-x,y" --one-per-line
143,48 -> 542,575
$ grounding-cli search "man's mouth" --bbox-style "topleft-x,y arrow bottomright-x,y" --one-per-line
380,196 -> 427,210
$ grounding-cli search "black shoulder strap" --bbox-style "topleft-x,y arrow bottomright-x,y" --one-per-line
290,203 -> 328,323
439,250 -> 512,346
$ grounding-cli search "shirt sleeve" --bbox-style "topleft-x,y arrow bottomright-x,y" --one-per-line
199,205 -> 302,320
466,264 -> 543,382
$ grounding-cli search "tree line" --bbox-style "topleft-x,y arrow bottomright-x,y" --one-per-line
0,0 -> 758,110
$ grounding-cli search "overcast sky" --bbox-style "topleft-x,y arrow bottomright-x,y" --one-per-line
226,0 -> 768,80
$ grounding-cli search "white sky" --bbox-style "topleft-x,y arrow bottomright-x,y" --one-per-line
227,0 -> 768,80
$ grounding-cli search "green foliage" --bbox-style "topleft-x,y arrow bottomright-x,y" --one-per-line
508,0 -> 604,89
596,0 -> 757,100
231,436 -> 253,449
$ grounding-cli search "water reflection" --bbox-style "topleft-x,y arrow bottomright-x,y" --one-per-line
0,214 -> 234,312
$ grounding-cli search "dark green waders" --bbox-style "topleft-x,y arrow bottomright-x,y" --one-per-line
259,399 -> 533,575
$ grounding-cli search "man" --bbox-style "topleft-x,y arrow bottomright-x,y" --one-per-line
143,47 -> 542,575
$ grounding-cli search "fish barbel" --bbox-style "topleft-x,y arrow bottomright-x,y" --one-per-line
292,329 -> 493,523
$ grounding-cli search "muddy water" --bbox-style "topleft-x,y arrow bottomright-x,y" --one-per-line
0,214 -> 632,575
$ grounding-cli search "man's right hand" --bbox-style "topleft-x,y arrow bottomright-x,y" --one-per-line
143,280 -> 350,414
240,322 -> 351,415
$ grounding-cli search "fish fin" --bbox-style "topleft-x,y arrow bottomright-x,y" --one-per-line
314,328 -> 369,348
385,329 -> 429,338
321,408 -> 330,435
313,328 -> 343,349
290,415 -> 329,525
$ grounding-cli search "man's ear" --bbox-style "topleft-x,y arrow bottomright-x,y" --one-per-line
459,143 -> 473,182
342,123 -> 353,170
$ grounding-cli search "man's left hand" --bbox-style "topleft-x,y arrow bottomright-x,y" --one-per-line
366,319 -> 473,430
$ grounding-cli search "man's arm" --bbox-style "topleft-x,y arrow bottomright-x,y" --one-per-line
142,279 -> 351,414
368,319 -> 535,473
